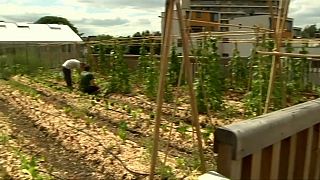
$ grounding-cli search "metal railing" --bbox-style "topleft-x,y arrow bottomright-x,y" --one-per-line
214,98 -> 320,179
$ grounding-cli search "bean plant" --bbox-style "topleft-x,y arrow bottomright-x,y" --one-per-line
244,40 -> 274,115
195,38 -> 224,113
105,45 -> 131,94
229,44 -> 249,90
168,46 -> 182,86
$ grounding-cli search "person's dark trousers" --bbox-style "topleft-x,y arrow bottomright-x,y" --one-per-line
84,86 -> 100,94
62,67 -> 72,87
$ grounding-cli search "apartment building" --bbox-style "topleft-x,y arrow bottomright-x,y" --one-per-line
165,0 -> 293,56
182,0 -> 283,31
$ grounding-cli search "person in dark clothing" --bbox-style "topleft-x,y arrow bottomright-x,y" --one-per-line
79,65 -> 99,94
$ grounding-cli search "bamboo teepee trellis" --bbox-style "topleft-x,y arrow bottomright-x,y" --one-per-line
149,0 -> 206,179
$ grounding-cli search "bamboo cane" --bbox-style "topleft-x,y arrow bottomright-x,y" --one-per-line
264,0 -> 289,114
175,0 -> 206,172
257,51 -> 320,58
149,0 -> 175,179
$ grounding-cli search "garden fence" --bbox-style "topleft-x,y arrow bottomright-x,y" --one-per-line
214,98 -> 320,179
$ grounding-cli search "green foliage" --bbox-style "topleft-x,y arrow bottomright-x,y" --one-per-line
118,121 -> 128,141
301,24 -> 318,38
168,46 -> 182,86
244,40 -> 274,116
0,133 -> 10,145
176,122 -> 191,139
138,43 -> 149,80
195,38 -> 224,113
138,43 -> 165,101
105,45 -> 131,94
96,34 -> 113,41
15,150 -> 50,180
229,45 -> 248,90
144,57 -> 158,99
35,16 -> 80,35
156,163 -> 175,179
0,64 -> 29,80
98,44 -> 107,74
202,125 -> 214,143
7,80 -> 41,97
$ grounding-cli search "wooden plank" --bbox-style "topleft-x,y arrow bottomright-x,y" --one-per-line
217,143 -> 242,179
303,127 -> 314,179
217,143 -> 232,177
270,142 -> 281,179
251,151 -> 262,179
309,124 -> 319,179
279,137 -> 290,179
241,155 -> 252,179
230,160 -> 242,179
257,51 -> 320,58
314,124 -> 320,179
287,134 -> 297,179
294,129 -> 308,179
261,146 -> 273,179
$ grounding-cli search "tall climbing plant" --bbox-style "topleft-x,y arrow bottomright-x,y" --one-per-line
106,45 -> 131,94
229,43 -> 248,90
195,38 -> 224,113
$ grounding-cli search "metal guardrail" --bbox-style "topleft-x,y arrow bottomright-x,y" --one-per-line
214,98 -> 320,179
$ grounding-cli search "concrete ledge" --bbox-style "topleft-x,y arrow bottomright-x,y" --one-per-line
198,171 -> 229,180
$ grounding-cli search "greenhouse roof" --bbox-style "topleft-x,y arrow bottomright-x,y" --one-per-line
0,22 -> 82,42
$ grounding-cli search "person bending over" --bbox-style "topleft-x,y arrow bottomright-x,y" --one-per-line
62,59 -> 85,88
79,65 -> 100,94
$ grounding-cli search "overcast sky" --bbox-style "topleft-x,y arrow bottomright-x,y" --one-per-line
0,0 -> 319,37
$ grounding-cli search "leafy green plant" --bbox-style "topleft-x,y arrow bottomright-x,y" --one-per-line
0,133 -> 10,145
98,43 -> 108,74
202,125 -> 214,143
244,40 -> 274,116
105,45 -> 131,94
176,122 -> 191,139
138,43 -> 149,80
195,38 -> 224,113
168,46 -> 182,86
229,45 -> 248,90
156,162 -> 175,179
118,121 -> 128,141
15,150 -> 50,180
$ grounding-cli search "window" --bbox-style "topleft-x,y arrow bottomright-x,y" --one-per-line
222,38 -> 229,43
191,26 -> 203,33
177,39 -> 182,47
211,13 -> 219,22
196,12 -> 202,18
16,23 -> 29,28
220,27 -> 229,32
222,53 -> 229,57
185,11 -> 190,19
286,21 -> 293,32
48,24 -> 61,30
220,20 -> 229,24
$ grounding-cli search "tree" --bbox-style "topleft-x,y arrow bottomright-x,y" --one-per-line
141,30 -> 150,37
152,31 -> 161,36
301,24 -> 318,38
35,16 -> 80,35
132,32 -> 142,37
96,34 -> 113,41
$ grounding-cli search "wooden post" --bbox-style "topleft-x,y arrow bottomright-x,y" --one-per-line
176,0 -> 206,172
149,0 -> 175,179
